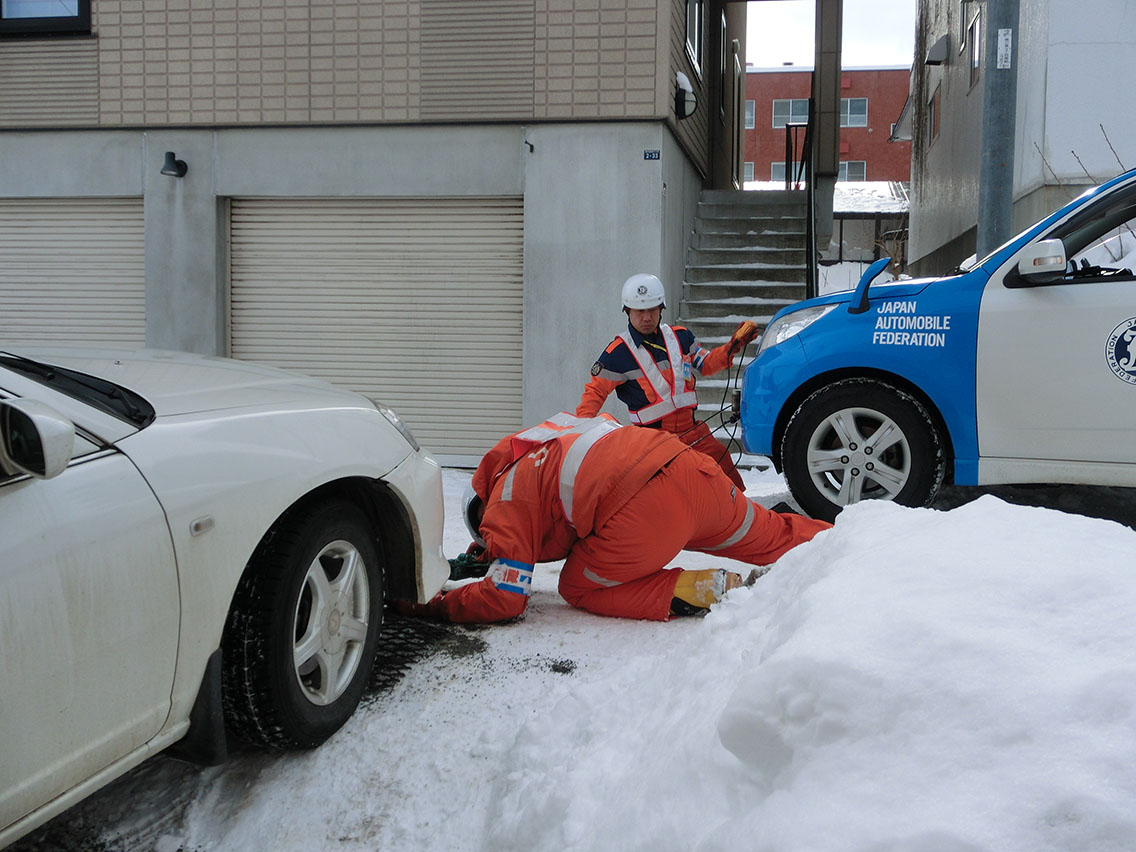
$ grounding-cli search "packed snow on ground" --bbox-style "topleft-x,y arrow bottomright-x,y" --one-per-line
17,467 -> 1136,852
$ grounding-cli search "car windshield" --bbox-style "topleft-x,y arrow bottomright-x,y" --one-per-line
1047,182 -> 1136,273
0,352 -> 156,428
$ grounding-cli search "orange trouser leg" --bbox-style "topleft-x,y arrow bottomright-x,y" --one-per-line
559,450 -> 830,621
683,454 -> 832,564
558,462 -> 693,621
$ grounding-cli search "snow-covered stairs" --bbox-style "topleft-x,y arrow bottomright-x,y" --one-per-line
680,189 -> 809,466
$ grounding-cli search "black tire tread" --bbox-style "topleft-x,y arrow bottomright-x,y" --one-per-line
781,377 -> 945,522
221,499 -> 382,750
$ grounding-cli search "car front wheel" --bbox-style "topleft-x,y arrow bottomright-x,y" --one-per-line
222,499 -> 383,749
781,378 -> 945,523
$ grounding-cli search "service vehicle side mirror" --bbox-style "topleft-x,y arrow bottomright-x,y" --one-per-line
0,398 -> 76,479
1013,239 -> 1068,285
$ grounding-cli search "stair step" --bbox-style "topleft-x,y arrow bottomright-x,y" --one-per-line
691,231 -> 806,250
695,215 -> 806,234
700,189 -> 806,206
679,318 -> 777,341
688,246 -> 806,266
686,264 -> 805,284
680,188 -> 811,384
684,280 -> 806,301
683,302 -> 790,321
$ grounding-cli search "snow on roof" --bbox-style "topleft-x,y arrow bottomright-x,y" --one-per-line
831,181 -> 909,214
742,180 -> 909,215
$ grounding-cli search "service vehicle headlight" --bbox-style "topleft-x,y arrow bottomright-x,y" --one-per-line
757,304 -> 838,356
370,399 -> 421,451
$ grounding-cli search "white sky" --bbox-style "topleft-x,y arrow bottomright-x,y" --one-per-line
747,0 -> 917,68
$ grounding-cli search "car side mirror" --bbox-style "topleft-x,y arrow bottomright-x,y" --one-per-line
0,398 -> 76,479
1015,239 -> 1067,284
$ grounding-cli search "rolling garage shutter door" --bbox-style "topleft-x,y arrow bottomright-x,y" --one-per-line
0,198 -> 146,348
230,197 -> 524,459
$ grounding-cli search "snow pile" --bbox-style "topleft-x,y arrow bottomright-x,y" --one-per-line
487,497 -> 1136,852
29,473 -> 1136,852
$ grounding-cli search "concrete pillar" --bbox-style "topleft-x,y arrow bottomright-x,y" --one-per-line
143,131 -> 226,355
975,0 -> 1020,258
812,0 -> 843,247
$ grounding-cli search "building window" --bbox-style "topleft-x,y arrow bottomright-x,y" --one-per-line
745,100 -> 755,129
839,161 -> 867,182
772,98 -> 810,128
840,98 -> 868,127
744,162 -> 755,182
771,161 -> 803,182
0,0 -> 90,35
686,0 -> 704,76
928,84 -> 941,146
958,0 -> 969,52
968,9 -> 981,88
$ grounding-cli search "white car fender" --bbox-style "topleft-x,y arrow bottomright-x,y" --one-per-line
115,404 -> 446,735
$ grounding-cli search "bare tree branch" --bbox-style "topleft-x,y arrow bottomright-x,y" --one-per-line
1100,124 -> 1128,173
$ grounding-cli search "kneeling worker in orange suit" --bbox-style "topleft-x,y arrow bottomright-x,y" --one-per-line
411,412 -> 830,624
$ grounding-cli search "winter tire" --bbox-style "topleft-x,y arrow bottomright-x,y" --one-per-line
781,378 -> 945,523
222,500 -> 383,749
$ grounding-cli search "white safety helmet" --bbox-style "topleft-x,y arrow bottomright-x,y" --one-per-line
621,273 -> 666,311
462,482 -> 486,547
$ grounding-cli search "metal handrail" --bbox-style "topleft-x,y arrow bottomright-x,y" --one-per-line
780,99 -> 818,298
803,98 -> 818,299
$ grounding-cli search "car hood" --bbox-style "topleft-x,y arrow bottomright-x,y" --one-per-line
5,346 -> 372,417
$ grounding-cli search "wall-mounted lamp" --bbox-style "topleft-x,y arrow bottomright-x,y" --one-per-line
160,151 -> 188,177
675,71 -> 697,120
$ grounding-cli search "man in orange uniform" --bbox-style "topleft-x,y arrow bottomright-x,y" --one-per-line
411,413 -> 830,624
577,273 -> 759,490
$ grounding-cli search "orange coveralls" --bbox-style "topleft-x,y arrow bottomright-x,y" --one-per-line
421,413 -> 830,624
577,323 -> 747,489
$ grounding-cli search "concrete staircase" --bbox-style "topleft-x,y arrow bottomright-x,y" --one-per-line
679,189 -> 809,457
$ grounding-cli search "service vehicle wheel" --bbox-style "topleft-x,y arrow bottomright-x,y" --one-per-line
222,500 -> 383,749
781,378 -> 945,522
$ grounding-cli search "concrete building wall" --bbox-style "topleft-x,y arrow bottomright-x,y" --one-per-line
0,120 -> 699,424
908,0 -> 986,275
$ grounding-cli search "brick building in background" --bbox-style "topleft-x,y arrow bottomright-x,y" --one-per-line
743,64 -> 911,184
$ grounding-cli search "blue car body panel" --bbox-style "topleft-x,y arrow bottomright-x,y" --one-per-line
739,168 -> 1136,486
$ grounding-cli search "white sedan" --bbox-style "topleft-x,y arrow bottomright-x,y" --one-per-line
0,347 -> 450,848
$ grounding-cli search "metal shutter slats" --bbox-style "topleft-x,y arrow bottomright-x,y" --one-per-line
0,198 -> 146,347
230,197 -> 524,459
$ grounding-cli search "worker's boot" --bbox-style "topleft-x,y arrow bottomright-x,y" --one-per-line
670,568 -> 743,616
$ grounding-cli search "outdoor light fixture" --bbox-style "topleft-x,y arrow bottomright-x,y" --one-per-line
160,151 -> 188,177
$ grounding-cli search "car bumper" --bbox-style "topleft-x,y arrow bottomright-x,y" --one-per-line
383,448 -> 450,602
740,336 -> 810,458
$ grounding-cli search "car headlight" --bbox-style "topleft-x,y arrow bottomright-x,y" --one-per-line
756,304 -> 838,356
369,399 -> 420,452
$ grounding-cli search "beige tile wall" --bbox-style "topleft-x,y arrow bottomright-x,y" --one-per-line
0,0 -> 666,128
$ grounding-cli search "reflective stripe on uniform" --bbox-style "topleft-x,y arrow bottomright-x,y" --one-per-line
558,418 -> 623,525
583,567 -> 621,588
702,498 -> 755,552
489,557 -> 535,596
508,413 -> 624,526
500,465 -> 517,501
620,324 -> 699,423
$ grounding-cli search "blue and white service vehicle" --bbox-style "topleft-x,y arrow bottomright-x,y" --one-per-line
740,167 -> 1136,522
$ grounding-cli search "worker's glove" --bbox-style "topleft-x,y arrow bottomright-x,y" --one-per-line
727,320 -> 760,356
448,550 -> 491,581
